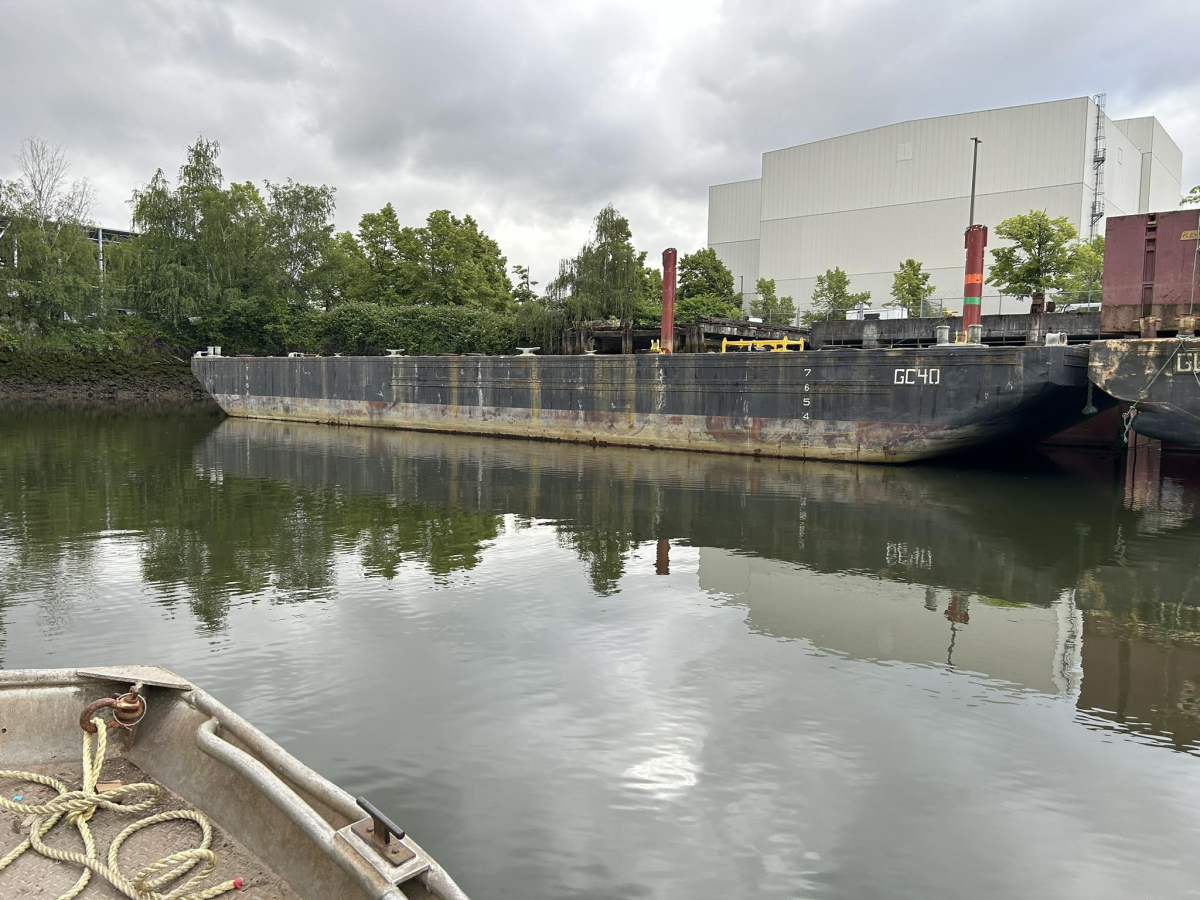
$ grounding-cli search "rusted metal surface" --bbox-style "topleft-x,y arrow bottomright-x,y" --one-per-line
193,348 -> 1094,464
811,312 -> 1104,349
78,688 -> 144,733
962,224 -> 987,329
78,666 -> 193,691
351,797 -> 415,868
1089,338 -> 1200,446
563,317 -> 807,355
1102,211 -> 1200,334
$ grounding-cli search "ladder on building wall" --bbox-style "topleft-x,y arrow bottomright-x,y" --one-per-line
1090,93 -> 1107,240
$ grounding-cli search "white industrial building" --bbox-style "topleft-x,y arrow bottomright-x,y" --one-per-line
708,97 -> 1184,320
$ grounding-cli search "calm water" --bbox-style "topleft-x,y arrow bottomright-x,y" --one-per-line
3,407 -> 1200,899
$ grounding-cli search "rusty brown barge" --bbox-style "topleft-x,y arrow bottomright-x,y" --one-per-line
191,344 -> 1093,464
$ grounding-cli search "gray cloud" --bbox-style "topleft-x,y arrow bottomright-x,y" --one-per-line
2,0 -> 1197,282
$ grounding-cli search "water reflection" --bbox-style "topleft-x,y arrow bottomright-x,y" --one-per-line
181,418 -> 1200,755
5,409 -> 1200,897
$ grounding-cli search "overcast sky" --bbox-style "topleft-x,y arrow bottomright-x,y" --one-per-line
2,0 -> 1197,283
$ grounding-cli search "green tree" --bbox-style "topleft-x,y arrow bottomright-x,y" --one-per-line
1183,184 -> 1200,206
1059,235 -> 1104,308
316,230 -> 371,308
889,259 -> 935,317
0,139 -> 100,327
402,209 -> 512,311
546,204 -> 652,324
986,210 -> 1078,301
511,264 -> 538,304
676,294 -> 741,324
350,205 -> 512,311
354,202 -> 405,305
678,247 -> 736,303
262,178 -> 337,307
636,265 -> 663,324
801,268 -> 868,325
750,278 -> 797,325
111,137 -> 337,325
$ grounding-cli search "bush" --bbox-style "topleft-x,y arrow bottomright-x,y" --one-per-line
318,303 -> 519,356
1,298 -> 525,360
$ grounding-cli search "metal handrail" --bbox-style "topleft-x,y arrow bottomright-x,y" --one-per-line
190,690 -> 468,900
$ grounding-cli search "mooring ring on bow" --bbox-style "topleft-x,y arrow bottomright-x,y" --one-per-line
79,691 -> 146,733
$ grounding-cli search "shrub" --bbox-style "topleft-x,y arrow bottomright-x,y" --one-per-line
318,303 -> 519,356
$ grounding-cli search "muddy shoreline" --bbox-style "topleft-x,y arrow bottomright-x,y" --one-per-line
0,350 -> 213,404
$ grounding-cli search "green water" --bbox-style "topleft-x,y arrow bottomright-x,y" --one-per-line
3,406 -> 1200,899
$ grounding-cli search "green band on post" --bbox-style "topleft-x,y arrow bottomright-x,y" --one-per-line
963,298 -> 981,305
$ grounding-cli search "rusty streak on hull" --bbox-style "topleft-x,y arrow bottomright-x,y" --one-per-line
1089,338 -> 1200,447
192,347 -> 1093,464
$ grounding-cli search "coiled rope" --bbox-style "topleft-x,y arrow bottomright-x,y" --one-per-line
0,717 -> 242,900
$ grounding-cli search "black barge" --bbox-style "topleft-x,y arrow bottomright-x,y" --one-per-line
192,344 -> 1093,464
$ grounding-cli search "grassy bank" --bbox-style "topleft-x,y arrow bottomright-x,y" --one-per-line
0,349 -> 209,403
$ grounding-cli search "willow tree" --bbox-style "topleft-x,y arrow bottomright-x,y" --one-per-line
110,137 -> 336,324
545,205 -> 657,324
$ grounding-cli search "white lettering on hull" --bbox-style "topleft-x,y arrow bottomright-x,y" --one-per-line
893,368 -> 941,385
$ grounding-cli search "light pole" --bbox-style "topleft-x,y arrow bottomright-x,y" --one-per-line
1190,209 -> 1198,316
962,138 -> 987,329
969,137 -> 982,227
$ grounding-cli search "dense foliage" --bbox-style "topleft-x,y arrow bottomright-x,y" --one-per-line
544,205 -> 660,322
0,140 -> 100,328
678,248 -> 737,304
0,135 -> 805,359
3,138 -> 724,355
1058,235 -> 1104,308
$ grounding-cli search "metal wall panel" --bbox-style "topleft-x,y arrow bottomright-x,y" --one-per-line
1151,118 -> 1184,184
1113,117 -> 1154,152
771,278 -> 815,316
707,179 -> 761,245
710,239 -> 761,311
1147,155 -> 1183,212
1098,116 -> 1143,221
1113,116 -> 1184,213
760,98 -> 1090,222
758,183 -> 1085,296
708,100 -> 1185,326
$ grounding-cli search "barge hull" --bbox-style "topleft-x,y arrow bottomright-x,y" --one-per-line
193,348 -> 1092,464
1089,338 -> 1200,446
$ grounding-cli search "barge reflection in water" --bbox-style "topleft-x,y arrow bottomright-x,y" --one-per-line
195,418 -> 1200,755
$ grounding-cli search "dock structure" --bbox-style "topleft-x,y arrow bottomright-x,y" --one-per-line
809,311 -> 1106,350
561,317 -> 809,355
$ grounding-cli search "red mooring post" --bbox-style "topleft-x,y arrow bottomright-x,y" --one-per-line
962,225 -> 987,329
661,247 -> 677,353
